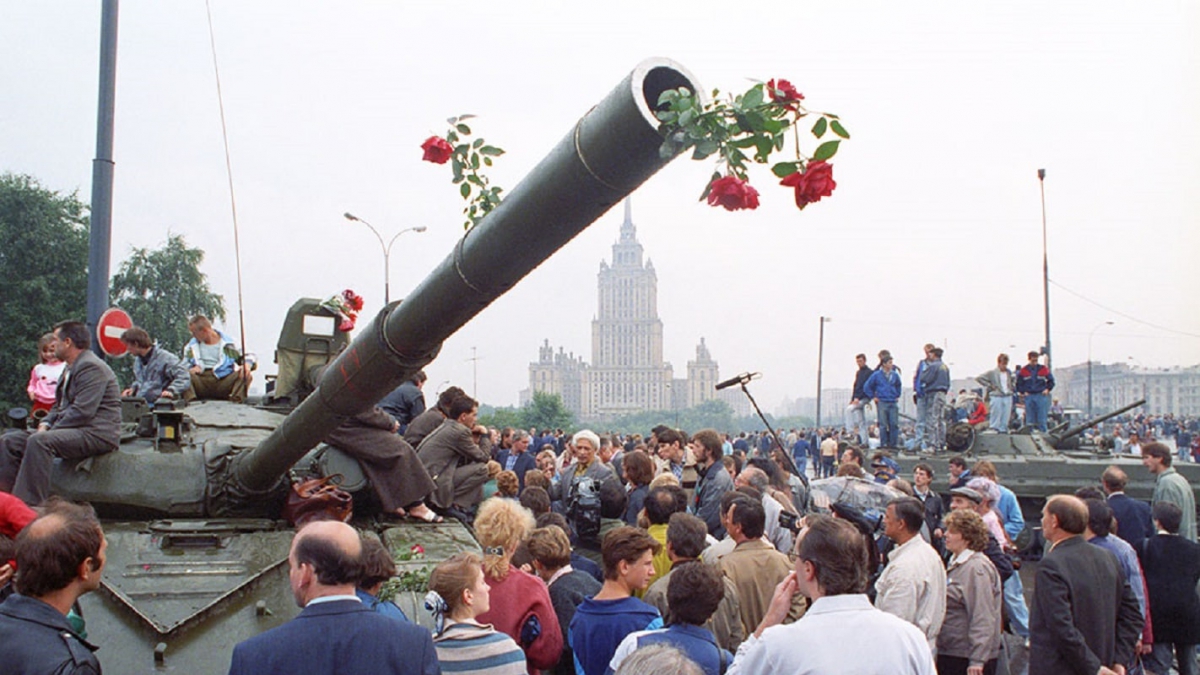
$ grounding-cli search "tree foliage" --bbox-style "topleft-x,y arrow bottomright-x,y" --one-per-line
479,392 -> 576,432
0,173 -> 89,410
110,234 -> 225,356
606,399 -> 737,435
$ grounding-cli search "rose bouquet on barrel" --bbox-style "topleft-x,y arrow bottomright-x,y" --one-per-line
421,76 -> 847,219
655,78 -> 848,212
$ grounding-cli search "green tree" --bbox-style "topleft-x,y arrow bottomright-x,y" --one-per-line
110,234 -> 225,355
0,173 -> 88,410
478,404 -> 523,430
520,391 -> 575,432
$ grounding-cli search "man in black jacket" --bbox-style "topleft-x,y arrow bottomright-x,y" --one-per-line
1139,501 -> 1200,675
0,499 -> 106,674
846,353 -> 873,444
1030,495 -> 1142,675
1102,465 -> 1154,548
0,321 -> 121,506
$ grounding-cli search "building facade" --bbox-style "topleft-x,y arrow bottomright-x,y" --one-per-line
1054,362 -> 1200,417
527,202 -> 719,421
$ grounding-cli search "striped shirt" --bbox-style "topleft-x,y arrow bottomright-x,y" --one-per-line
435,621 -> 528,675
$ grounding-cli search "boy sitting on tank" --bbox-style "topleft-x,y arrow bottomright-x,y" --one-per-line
182,315 -> 252,403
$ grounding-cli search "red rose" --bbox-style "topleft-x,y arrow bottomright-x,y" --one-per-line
343,289 -> 364,311
706,176 -> 760,211
337,315 -> 356,332
767,78 -> 804,109
420,136 -> 454,164
780,160 -> 836,210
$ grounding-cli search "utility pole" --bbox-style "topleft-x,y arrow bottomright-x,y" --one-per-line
816,316 -> 831,427
1038,168 -> 1052,371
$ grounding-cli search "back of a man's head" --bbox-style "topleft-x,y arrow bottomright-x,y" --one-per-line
665,513 -> 708,560
15,499 -> 103,598
667,560 -> 725,626
292,520 -> 362,589
797,514 -> 868,596
1045,495 -> 1089,536
1101,466 -> 1128,493
645,485 -> 687,526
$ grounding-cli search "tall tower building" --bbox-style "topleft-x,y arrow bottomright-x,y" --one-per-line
583,200 -> 674,418
528,200 -> 717,421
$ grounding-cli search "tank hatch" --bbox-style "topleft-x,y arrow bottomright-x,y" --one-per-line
98,520 -> 293,635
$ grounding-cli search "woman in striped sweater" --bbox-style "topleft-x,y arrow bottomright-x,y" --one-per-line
429,552 -> 528,675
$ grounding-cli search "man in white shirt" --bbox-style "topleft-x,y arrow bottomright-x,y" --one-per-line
728,515 -> 935,675
874,497 -> 947,654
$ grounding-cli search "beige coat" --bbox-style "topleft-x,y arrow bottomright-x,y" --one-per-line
720,539 -> 806,633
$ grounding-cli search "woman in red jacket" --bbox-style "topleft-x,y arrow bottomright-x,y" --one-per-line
474,497 -> 564,673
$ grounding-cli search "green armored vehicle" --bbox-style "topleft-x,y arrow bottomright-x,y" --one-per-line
50,57 -> 702,674
893,400 -> 1200,524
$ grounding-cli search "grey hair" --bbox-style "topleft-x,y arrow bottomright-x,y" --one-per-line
513,430 -> 531,442
740,466 -> 770,492
573,429 -> 601,451
615,644 -> 703,675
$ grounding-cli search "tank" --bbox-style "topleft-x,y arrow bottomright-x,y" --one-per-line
46,58 -> 703,674
893,399 -> 1200,524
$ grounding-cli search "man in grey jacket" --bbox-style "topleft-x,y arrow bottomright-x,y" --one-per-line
119,326 -> 191,403
974,353 -> 1014,432
0,322 -> 121,506
415,394 -> 491,514
918,348 -> 951,452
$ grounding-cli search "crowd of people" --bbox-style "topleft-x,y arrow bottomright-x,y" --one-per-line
3,325 -> 1200,675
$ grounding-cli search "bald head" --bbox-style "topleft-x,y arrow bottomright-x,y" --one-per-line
1043,495 -> 1089,542
290,520 -> 363,602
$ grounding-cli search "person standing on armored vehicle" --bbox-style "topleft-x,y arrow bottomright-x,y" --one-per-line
846,353 -> 872,445
1015,350 -> 1055,432
119,326 -> 191,403
183,315 -> 251,403
0,321 -> 120,506
974,353 -> 1014,432
416,394 -> 492,518
917,347 -> 950,452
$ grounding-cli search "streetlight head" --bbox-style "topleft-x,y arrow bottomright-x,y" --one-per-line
413,226 -> 428,233
1037,168 -> 1046,180
343,212 -> 358,221
1105,321 -> 1114,326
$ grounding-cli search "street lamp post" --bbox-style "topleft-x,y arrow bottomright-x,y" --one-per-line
343,212 -> 427,304
816,316 -> 831,427
1087,321 -> 1114,418
1038,169 -> 1052,371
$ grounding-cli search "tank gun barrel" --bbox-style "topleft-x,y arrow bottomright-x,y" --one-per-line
227,59 -> 700,497
1055,399 -> 1146,442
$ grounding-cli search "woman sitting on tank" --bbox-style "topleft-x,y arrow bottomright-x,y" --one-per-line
937,509 -> 1003,675
427,551 -> 527,675
322,406 -> 442,522
472,498 -> 564,674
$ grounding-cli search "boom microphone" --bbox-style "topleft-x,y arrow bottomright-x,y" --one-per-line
714,372 -> 760,391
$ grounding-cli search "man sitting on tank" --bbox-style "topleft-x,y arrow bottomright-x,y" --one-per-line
0,321 -> 121,507
119,326 -> 192,403
182,314 -> 251,403
415,394 -> 492,518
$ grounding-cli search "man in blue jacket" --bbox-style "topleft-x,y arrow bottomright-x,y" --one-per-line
228,520 -> 439,675
865,355 -> 903,448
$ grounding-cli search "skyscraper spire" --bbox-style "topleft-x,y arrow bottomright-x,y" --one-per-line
620,197 -> 635,241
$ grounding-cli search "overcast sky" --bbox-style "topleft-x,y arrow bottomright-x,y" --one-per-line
3,2 -> 1197,414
